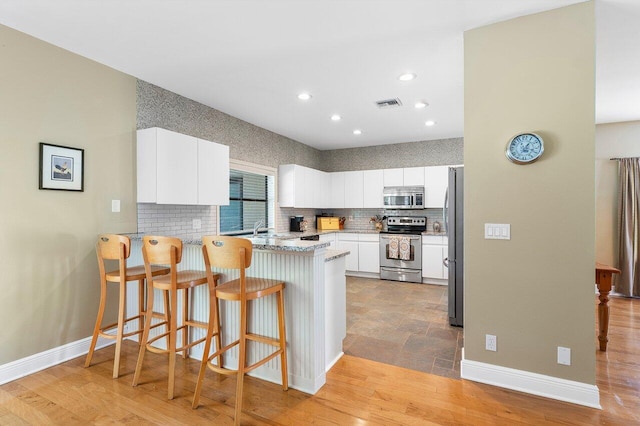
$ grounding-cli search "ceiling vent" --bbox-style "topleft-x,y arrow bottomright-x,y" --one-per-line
375,98 -> 403,108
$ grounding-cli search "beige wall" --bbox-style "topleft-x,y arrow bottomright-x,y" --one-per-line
0,25 -> 137,364
595,121 -> 640,266
464,2 -> 596,384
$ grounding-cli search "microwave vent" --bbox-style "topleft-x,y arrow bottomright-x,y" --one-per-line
375,98 -> 402,108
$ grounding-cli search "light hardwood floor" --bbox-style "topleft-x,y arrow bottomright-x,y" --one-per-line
1,296 -> 638,425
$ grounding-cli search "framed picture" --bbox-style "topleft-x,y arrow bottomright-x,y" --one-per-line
39,142 -> 84,191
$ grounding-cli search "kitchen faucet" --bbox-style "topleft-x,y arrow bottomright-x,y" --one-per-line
253,219 -> 265,236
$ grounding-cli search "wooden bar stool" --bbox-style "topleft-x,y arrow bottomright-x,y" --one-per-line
85,234 -> 170,379
132,236 -> 220,400
192,236 -> 288,425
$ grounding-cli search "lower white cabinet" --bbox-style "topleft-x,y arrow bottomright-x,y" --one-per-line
422,235 -> 448,280
358,234 -> 380,273
337,233 -> 379,273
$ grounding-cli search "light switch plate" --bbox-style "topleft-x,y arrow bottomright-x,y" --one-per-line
485,223 -> 510,240
111,200 -> 120,213
558,346 -> 571,365
192,219 -> 202,230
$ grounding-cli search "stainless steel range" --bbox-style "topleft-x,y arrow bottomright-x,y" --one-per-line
379,216 -> 426,283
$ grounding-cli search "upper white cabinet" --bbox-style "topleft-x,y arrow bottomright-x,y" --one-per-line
424,166 -> 449,208
383,167 -> 425,187
197,138 -> 230,205
137,127 -> 229,205
403,167 -> 425,186
383,168 -> 403,186
329,172 -> 345,209
278,163 -> 455,210
363,169 -> 384,208
344,171 -> 364,208
279,164 -> 331,208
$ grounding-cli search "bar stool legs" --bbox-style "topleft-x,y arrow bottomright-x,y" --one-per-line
85,234 -> 169,379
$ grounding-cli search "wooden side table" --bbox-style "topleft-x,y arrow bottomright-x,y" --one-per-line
595,262 -> 621,351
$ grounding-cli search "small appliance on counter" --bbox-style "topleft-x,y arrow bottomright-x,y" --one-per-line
317,217 -> 341,231
289,215 -> 305,232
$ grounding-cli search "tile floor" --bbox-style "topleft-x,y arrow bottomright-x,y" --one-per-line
343,276 -> 463,379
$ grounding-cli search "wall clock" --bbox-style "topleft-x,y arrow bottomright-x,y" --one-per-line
505,133 -> 544,164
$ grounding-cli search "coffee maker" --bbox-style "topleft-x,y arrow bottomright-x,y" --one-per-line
289,216 -> 304,232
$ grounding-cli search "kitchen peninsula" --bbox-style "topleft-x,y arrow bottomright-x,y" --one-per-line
125,234 -> 348,395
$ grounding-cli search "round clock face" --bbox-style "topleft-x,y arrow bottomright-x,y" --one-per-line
505,133 -> 544,164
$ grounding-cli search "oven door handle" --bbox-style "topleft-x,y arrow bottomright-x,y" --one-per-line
381,267 -> 421,274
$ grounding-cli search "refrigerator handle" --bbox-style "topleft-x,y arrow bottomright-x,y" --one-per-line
443,187 -> 449,232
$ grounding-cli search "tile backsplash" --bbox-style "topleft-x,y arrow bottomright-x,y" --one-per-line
137,203 -> 217,236
137,203 -> 444,235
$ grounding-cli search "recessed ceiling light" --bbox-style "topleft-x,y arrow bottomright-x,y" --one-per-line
415,101 -> 428,109
297,92 -> 312,101
425,120 -> 436,127
398,73 -> 417,81
353,129 -> 362,135
331,114 -> 342,121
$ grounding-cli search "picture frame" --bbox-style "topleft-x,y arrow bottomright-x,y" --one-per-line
39,142 -> 84,191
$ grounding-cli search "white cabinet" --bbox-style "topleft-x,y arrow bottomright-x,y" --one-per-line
329,172 -> 345,209
279,164 -> 324,208
197,138 -> 229,205
363,169 -> 384,208
403,167 -> 425,186
318,171 -> 330,208
422,235 -> 448,280
358,234 -> 380,273
278,164 -> 299,207
383,167 -> 425,187
383,168 -> 404,186
344,171 -> 364,208
337,233 -> 359,271
137,127 -> 229,205
309,168 -> 328,208
424,166 -> 448,208
337,233 -> 379,274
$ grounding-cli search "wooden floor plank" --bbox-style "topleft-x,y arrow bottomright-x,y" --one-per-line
1,296 -> 639,425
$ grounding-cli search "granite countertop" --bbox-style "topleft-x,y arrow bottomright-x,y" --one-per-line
325,249 -> 350,262
123,232 -> 330,253
422,231 -> 448,237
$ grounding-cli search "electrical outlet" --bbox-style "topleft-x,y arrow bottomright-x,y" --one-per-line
486,334 -> 497,351
192,219 -> 202,230
558,347 -> 571,365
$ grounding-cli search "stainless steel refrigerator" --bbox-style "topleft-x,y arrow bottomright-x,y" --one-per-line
444,166 -> 464,327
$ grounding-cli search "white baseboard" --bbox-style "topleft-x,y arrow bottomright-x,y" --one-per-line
421,278 -> 447,286
345,271 -> 379,279
0,335 -> 116,386
461,358 -> 601,409
325,351 -> 344,372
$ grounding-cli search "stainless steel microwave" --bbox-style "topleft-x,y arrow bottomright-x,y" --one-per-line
383,186 -> 425,209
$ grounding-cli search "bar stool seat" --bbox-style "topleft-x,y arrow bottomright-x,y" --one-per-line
192,236 -> 288,425
85,234 -> 170,379
132,236 -> 220,400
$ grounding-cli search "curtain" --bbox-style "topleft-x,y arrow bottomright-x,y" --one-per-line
617,158 -> 640,297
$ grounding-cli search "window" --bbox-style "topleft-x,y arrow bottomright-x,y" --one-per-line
219,162 -> 275,235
